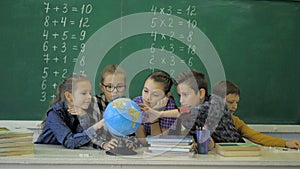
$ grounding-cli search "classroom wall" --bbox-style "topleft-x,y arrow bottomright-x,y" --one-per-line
0,0 -> 299,124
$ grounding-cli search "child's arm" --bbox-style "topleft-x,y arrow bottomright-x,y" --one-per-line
135,125 -> 148,146
140,107 -> 179,122
140,104 -> 189,122
45,111 -> 92,149
161,109 -> 180,117
92,119 -> 104,131
209,137 -> 215,150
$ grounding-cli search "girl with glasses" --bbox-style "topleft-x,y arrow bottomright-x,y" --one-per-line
96,64 -> 138,151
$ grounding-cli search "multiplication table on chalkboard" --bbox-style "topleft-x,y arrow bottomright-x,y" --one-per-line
148,4 -> 198,75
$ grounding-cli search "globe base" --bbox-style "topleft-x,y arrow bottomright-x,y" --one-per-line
106,147 -> 137,156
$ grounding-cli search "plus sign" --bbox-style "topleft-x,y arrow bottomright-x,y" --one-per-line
52,20 -> 59,26
53,57 -> 59,62
53,6 -> 59,12
52,45 -> 57,51
52,83 -> 57,89
52,32 -> 59,38
51,94 -> 56,100
53,71 -> 59,76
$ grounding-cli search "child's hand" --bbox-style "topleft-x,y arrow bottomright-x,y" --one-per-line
285,140 -> 300,149
138,103 -> 150,112
209,137 -> 215,150
68,106 -> 87,116
152,96 -> 169,110
125,140 -> 136,150
178,105 -> 190,113
138,103 -> 162,123
67,106 -> 77,115
103,139 -> 118,151
178,105 -> 191,119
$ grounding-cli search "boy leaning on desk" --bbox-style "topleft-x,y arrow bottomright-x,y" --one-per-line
212,80 -> 300,149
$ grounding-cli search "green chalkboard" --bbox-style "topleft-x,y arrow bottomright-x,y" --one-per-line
0,0 -> 299,124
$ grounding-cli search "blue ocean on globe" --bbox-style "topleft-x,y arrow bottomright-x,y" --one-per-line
104,98 -> 142,137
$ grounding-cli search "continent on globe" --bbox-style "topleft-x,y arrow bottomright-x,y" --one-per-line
128,108 -> 140,128
112,99 -> 127,110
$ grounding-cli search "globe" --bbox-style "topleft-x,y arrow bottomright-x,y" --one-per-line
104,98 -> 142,137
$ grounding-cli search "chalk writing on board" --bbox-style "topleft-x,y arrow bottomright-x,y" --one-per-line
149,4 -> 198,76
40,2 -> 93,103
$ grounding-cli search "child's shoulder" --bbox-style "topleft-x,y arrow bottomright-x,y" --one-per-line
133,96 -> 143,103
165,96 -> 177,109
49,102 -> 65,111
46,102 -> 68,116
210,94 -> 224,103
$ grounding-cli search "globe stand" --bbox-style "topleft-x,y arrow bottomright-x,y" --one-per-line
103,98 -> 142,156
106,135 -> 137,156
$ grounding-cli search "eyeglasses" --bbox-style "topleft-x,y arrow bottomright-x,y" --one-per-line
101,83 -> 126,92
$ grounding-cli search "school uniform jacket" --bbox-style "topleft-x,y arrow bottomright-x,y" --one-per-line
35,102 -> 97,149
232,115 -> 286,147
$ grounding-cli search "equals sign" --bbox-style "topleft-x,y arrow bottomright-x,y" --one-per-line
71,35 -> 77,39
72,58 -> 78,63
180,59 -> 185,64
177,9 -> 182,15
72,45 -> 78,50
70,20 -> 75,25
72,7 -> 78,12
179,46 -> 185,52
179,34 -> 184,39
178,21 -> 183,26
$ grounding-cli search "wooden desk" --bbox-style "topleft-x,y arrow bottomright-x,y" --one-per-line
0,144 -> 299,169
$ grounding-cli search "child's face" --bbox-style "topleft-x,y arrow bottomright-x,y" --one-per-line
73,80 -> 92,110
176,83 -> 201,106
100,74 -> 126,102
142,78 -> 166,108
225,93 -> 240,114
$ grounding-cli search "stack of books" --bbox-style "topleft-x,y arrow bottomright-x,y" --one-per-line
216,143 -> 261,157
144,135 -> 194,156
0,127 -> 34,156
